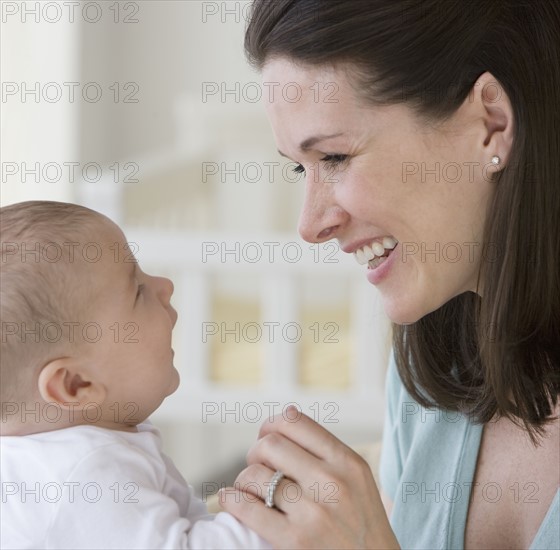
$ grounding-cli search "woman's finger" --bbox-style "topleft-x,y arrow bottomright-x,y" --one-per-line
258,407 -> 354,464
218,485 -> 294,544
224,412 -> 397,549
245,429 -> 369,515
222,454 -> 391,549
235,463 -> 303,512
246,430 -> 337,494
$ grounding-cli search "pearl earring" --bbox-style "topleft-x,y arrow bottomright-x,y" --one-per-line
491,156 -> 501,165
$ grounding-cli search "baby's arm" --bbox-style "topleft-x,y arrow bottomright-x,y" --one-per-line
187,511 -> 272,549
45,443 -> 271,549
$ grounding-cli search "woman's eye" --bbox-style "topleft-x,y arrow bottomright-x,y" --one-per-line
292,163 -> 305,174
321,154 -> 348,168
136,284 -> 145,300
291,155 -> 348,175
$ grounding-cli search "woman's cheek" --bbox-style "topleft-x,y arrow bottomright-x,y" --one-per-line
337,172 -> 382,214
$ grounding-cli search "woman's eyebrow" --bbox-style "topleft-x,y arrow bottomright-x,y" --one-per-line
278,132 -> 345,157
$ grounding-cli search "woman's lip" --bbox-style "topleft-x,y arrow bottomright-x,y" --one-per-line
366,244 -> 398,285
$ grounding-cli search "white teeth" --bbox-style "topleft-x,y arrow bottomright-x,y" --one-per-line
383,236 -> 398,250
356,248 -> 367,265
353,237 -> 398,266
372,242 -> 385,256
362,245 -> 375,262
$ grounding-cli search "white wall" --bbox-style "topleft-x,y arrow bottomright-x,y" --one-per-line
1,2 -> 80,205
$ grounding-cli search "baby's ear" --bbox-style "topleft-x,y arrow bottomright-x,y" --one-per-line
37,358 -> 106,409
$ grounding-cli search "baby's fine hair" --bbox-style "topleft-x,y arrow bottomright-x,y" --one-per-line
0,201 -> 103,404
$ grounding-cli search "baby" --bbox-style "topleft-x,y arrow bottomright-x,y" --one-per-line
0,201 -> 270,549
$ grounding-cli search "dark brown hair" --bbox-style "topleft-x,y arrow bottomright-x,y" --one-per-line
245,0 -> 560,442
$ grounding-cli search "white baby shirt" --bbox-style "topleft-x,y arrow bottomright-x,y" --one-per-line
0,422 -> 271,549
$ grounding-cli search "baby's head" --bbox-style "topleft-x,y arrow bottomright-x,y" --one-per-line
1,201 -> 179,436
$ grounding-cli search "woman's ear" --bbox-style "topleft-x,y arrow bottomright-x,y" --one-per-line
470,71 -> 515,169
37,357 -> 106,409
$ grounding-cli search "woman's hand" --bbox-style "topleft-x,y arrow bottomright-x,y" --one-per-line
219,407 -> 400,549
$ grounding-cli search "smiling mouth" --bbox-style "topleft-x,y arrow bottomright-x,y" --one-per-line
353,237 -> 398,269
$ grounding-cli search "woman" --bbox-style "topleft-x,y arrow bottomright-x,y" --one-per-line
219,1 -> 560,548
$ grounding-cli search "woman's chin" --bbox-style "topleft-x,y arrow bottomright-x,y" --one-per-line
381,294 -> 430,325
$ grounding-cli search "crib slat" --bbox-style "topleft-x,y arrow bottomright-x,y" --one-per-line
180,272 -> 211,390
350,283 -> 389,401
260,275 -> 300,391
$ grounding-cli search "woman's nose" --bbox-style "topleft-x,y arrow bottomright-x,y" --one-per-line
297,176 -> 347,243
155,276 -> 174,303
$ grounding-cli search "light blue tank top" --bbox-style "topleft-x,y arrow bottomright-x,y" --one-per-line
379,351 -> 560,549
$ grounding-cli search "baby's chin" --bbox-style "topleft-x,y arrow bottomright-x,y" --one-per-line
167,366 -> 181,395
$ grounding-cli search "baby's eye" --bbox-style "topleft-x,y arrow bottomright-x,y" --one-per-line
136,284 -> 145,301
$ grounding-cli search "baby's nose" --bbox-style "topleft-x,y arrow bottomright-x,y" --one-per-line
169,306 -> 178,328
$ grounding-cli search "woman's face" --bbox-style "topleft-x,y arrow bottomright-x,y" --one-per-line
262,58 -> 501,324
